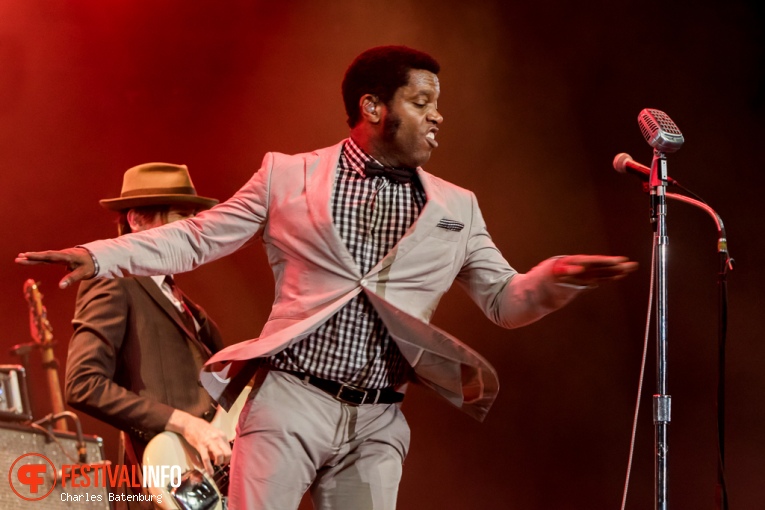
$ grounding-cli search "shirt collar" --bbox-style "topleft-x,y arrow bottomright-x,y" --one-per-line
344,137 -> 380,178
151,274 -> 169,287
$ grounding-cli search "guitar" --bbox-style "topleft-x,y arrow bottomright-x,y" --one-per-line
23,279 -> 68,431
142,386 -> 250,510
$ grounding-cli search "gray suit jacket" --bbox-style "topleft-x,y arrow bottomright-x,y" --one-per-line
84,140 -> 584,421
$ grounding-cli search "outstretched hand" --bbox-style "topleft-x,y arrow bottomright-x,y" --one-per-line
552,255 -> 638,286
15,247 -> 95,289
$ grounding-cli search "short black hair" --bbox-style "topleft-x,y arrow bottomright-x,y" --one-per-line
342,46 -> 440,127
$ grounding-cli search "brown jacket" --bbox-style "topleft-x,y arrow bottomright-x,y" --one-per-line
65,276 -> 223,453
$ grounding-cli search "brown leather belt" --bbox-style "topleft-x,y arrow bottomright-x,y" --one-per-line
279,369 -> 404,406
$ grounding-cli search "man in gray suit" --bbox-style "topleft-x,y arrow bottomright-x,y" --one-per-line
18,47 -> 637,510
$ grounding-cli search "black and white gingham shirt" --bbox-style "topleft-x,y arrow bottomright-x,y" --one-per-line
269,139 -> 427,388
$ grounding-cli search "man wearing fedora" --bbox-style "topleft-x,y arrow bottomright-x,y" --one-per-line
64,162 -> 231,496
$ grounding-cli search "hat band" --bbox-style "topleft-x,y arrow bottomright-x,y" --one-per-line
121,186 -> 197,198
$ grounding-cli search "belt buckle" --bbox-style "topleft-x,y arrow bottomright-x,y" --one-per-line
335,383 -> 368,406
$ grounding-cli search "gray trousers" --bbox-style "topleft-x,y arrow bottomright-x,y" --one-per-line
228,369 -> 411,510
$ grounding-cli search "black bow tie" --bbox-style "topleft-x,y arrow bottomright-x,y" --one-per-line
363,160 -> 416,184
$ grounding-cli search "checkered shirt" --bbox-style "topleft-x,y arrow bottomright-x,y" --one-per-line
269,139 -> 426,388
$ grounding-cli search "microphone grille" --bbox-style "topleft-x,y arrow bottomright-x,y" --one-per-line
638,112 -> 659,142
638,108 -> 684,153
652,109 -> 683,135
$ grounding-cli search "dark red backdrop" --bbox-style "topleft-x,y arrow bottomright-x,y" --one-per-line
1,1 -> 763,508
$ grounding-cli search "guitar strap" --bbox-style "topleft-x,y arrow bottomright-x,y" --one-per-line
120,431 -> 144,485
118,431 -> 157,510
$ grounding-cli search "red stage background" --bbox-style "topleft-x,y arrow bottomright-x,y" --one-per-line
1,1 -> 763,508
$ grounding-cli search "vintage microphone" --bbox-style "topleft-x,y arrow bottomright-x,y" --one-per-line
639,108 -> 682,510
614,148 -> 733,510
613,153 -> 679,186
616,109 -> 733,510
638,109 -> 685,154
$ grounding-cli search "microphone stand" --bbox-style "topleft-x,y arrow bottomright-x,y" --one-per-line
649,150 -> 670,510
664,192 -> 733,510
648,155 -> 734,510
628,107 -> 726,510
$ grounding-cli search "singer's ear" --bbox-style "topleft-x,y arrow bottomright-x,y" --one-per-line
360,94 -> 379,123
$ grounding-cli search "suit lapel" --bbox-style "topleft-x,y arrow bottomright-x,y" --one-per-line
304,142 -> 449,277
305,140 -> 360,274
135,276 -> 198,343
372,169 -> 448,274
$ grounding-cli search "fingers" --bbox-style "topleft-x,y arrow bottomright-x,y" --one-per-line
199,450 -> 214,476
577,262 -> 638,279
553,255 -> 639,285
187,423 -> 231,474
198,437 -> 231,474
16,251 -> 72,265
207,439 -> 232,468
59,268 -> 88,289
167,410 -> 232,474
559,255 -> 630,268
16,248 -> 95,289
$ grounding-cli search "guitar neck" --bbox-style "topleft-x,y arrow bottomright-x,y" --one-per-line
40,344 -> 68,431
24,279 -> 68,431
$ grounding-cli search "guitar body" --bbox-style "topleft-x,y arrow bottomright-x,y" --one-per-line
143,386 -> 250,510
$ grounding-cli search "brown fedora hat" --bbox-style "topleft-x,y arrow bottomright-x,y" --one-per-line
99,162 -> 218,211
